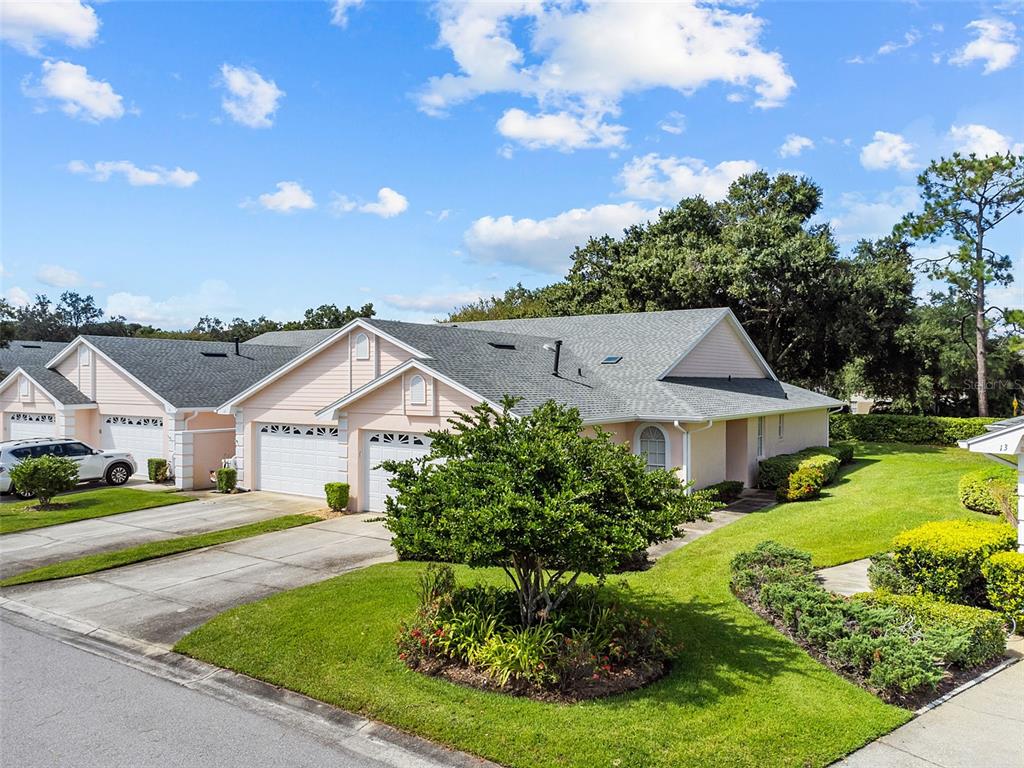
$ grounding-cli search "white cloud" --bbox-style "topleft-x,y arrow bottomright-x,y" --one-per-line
329,0 -> 364,28
496,108 -> 626,151
105,280 -> 240,329
382,289 -> 485,312
949,18 -> 1019,74
831,187 -> 919,243
860,130 -> 917,171
4,286 -> 31,307
218,64 -> 284,128
778,134 -> 814,158
419,2 -> 794,149
657,111 -> 686,135
245,181 -> 316,213
617,154 -> 757,203
36,264 -> 83,288
332,187 -> 409,218
23,59 -> 124,122
68,160 -> 199,187
0,0 -> 99,56
464,202 -> 658,273
878,29 -> 920,56
949,124 -> 1023,156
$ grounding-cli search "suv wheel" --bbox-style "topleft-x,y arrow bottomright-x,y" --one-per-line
12,484 -> 34,500
105,463 -> 131,486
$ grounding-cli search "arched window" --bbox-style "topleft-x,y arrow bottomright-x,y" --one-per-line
354,332 -> 370,360
409,374 -> 426,405
637,425 -> 668,471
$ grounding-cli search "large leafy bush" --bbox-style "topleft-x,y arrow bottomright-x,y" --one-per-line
958,466 -> 1018,520
829,414 -> 995,445
381,398 -> 715,626
9,455 -> 78,507
891,520 -> 1017,604
758,447 -> 843,497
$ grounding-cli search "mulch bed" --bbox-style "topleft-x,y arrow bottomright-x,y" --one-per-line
410,657 -> 669,703
734,588 -> 1008,710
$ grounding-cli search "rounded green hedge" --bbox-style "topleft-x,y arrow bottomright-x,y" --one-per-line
892,519 -> 1017,605
958,466 -> 1018,517
982,550 -> 1024,625
829,414 -> 996,445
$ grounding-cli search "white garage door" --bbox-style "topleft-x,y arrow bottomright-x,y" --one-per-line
256,424 -> 344,497
366,432 -> 432,512
101,416 -> 164,476
7,413 -> 56,441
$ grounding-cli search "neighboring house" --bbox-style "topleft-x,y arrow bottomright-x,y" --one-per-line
0,336 -> 304,488
958,418 -> 1024,551
219,308 -> 842,509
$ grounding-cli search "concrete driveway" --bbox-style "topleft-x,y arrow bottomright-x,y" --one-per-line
0,513 -> 395,645
0,491 -> 325,579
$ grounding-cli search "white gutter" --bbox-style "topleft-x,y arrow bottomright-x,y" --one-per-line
180,427 -> 234,434
674,419 -> 713,491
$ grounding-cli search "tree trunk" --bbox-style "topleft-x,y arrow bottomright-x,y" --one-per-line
975,275 -> 989,417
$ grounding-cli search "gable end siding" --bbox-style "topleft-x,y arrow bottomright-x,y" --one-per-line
667,320 -> 766,378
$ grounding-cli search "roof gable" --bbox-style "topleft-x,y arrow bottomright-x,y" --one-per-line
661,314 -> 772,379
0,365 -> 93,407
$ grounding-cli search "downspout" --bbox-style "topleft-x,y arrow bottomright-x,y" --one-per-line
674,419 -> 713,492
826,405 -> 845,447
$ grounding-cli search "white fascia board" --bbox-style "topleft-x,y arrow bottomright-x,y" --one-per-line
217,318 -> 429,413
957,424 -> 1024,455
580,403 -> 835,427
43,337 -> 176,411
315,359 -> 498,419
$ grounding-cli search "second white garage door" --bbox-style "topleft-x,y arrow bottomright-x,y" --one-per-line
256,423 -> 345,497
7,413 -> 56,441
365,431 -> 432,512
101,416 -> 165,476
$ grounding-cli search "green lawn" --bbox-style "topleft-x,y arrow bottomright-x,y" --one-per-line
0,488 -> 195,534
1,514 -> 320,586
176,443 -> 994,768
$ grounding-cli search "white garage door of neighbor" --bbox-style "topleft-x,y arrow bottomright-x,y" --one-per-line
366,432 -> 432,512
256,423 -> 345,497
7,413 -> 56,441
101,416 -> 165,475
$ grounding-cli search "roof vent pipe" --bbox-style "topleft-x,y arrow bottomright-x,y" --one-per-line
233,337 -> 240,355
552,340 -> 562,376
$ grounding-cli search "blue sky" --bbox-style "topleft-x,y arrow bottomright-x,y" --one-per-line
1,0 -> 1022,328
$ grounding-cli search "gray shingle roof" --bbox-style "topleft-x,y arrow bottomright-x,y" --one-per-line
0,340 -> 69,378
20,365 -> 93,405
82,336 -> 304,408
245,329 -> 340,349
363,314 -> 841,422
988,415 -> 1024,431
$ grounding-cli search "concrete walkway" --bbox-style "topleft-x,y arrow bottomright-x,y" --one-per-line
0,491 -> 324,579
647,490 -> 775,560
816,558 -> 871,596
836,638 -> 1024,768
0,513 -> 395,645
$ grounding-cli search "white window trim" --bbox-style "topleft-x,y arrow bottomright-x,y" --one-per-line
756,416 -> 765,458
778,413 -> 785,440
354,332 -> 370,360
79,346 -> 91,367
409,374 -> 426,405
633,423 -> 671,470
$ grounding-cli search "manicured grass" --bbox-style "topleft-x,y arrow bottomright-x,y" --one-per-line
176,444 -> 993,768
1,514 -> 320,586
0,488 -> 196,534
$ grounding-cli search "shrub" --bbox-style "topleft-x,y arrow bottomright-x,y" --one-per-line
147,458 -> 169,483
982,551 -> 1024,626
758,449 -> 841,491
216,466 -> 237,493
891,520 -> 1017,605
958,466 -> 1018,518
324,482 -> 349,512
829,414 -> 995,445
776,465 -> 825,502
9,455 -> 79,507
867,553 -> 915,594
703,480 -> 744,503
861,592 -> 1006,669
817,442 -> 856,464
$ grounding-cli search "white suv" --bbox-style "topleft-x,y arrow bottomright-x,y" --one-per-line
0,438 -> 137,497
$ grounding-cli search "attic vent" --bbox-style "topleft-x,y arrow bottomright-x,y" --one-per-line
488,342 -> 516,350
601,355 -> 623,365
20,344 -> 42,349
201,351 -> 228,358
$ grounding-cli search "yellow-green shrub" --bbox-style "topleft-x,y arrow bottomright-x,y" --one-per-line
982,551 -> 1024,625
958,466 -> 1018,518
892,520 -> 1017,604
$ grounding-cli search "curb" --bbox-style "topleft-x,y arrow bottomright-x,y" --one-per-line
915,653 -> 1020,716
0,597 -> 494,768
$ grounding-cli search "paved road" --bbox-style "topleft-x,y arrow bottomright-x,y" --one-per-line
1,513 -> 395,644
0,490 -> 324,579
0,615 -> 477,768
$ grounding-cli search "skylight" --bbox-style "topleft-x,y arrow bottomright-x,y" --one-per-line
488,342 -> 516,350
201,351 -> 228,358
601,355 -> 623,364
20,344 -> 42,349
